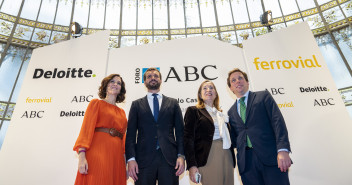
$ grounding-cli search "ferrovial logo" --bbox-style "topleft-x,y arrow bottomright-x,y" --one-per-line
300,86 -> 329,93
26,97 -> 52,103
277,101 -> 294,108
253,55 -> 322,71
134,65 -> 218,84
33,68 -> 96,79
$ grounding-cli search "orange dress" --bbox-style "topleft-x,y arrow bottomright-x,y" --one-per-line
73,99 -> 127,185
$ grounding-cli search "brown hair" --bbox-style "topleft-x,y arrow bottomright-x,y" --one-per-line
196,80 -> 221,112
227,68 -> 249,88
98,74 -> 126,103
143,67 -> 162,81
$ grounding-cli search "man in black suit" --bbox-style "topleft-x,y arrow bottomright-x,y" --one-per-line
126,68 -> 185,185
227,68 -> 292,185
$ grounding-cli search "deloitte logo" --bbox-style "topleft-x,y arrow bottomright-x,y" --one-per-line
33,68 -> 96,79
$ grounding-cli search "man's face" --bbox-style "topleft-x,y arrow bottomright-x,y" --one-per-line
144,70 -> 161,90
229,72 -> 249,97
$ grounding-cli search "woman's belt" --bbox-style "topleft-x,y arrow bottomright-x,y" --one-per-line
95,127 -> 124,139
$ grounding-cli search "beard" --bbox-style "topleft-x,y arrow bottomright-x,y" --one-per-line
145,80 -> 161,90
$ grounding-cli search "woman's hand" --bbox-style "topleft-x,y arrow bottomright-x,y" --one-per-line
78,152 -> 88,174
189,166 -> 199,184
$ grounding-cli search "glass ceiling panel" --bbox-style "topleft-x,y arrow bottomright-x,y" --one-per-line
246,0 -> 263,22
20,0 -> 41,20
13,25 -> 33,41
37,0 -> 57,24
122,0 -> 137,29
230,0 -> 249,24
199,0 -> 217,27
185,0 -> 201,28
0,0 -> 22,16
73,0 -> 90,28
317,0 -> 331,5
279,0 -> 299,15
215,0 -> 233,26
88,0 -> 105,29
296,0 -> 316,11
169,0 -> 185,29
323,6 -> 345,25
138,0 -> 152,30
54,0 -> 73,26
263,0 -> 282,18
105,0 -> 120,29
341,1 -> 352,17
154,0 -> 167,29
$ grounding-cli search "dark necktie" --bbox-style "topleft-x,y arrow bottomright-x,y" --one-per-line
240,97 -> 252,148
152,93 -> 160,149
152,93 -> 159,121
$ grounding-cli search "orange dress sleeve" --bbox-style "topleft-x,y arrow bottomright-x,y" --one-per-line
73,99 -> 100,152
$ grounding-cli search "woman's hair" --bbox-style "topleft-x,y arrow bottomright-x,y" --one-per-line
98,74 -> 126,103
196,80 -> 221,112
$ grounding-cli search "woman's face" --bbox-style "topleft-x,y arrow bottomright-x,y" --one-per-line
106,76 -> 121,97
200,82 -> 217,105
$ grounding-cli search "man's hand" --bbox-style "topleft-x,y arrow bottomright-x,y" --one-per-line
188,166 -> 199,184
128,160 -> 139,181
175,157 -> 185,176
277,151 -> 291,172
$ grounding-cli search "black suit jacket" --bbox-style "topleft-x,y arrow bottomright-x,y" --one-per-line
228,90 -> 291,174
125,95 -> 184,168
184,106 -> 236,170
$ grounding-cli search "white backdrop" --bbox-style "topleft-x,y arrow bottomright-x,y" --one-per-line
0,23 -> 351,185
107,36 -> 246,185
243,23 -> 352,185
0,30 -> 110,185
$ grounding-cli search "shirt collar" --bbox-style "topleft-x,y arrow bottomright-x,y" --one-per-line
236,90 -> 250,102
147,92 -> 162,99
205,104 -> 217,113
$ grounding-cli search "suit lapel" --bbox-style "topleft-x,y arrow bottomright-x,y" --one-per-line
158,95 -> 169,121
142,96 -> 155,122
199,108 -> 213,123
233,100 -> 244,124
245,91 -> 256,121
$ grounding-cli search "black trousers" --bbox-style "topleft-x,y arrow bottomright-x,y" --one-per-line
240,149 -> 290,185
135,149 -> 178,185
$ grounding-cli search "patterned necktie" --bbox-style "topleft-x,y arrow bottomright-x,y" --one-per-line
239,97 -> 252,148
152,93 -> 159,121
152,93 -> 160,149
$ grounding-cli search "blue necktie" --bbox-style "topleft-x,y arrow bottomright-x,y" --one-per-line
152,93 -> 159,121
152,93 -> 160,149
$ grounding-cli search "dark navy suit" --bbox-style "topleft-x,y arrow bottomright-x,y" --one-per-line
125,95 -> 184,185
228,90 -> 291,185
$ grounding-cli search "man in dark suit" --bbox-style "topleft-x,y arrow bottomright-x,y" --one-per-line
227,68 -> 292,185
126,68 -> 185,185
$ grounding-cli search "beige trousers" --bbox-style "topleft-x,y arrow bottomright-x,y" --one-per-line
198,139 -> 234,185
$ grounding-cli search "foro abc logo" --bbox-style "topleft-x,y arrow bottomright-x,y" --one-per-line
33,68 -> 95,79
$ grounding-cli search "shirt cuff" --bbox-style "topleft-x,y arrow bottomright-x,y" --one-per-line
127,157 -> 136,162
178,154 -> 185,160
277,148 -> 289,153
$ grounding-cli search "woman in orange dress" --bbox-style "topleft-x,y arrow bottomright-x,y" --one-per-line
73,74 -> 127,185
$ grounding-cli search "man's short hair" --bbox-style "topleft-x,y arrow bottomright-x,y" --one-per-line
227,68 -> 249,88
143,68 -> 162,81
